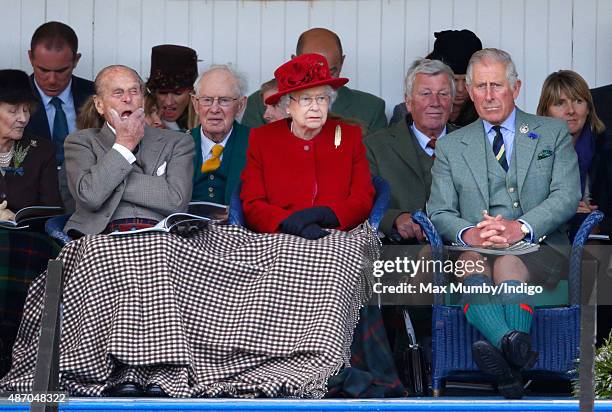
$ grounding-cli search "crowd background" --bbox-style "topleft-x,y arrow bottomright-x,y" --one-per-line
1,0 -> 611,120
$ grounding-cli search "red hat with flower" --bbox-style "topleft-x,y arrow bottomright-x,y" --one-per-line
264,53 -> 348,105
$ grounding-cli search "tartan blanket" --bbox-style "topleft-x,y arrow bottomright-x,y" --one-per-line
0,230 -> 61,376
0,222 -> 378,398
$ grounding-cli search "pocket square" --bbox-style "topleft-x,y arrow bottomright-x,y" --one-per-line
156,161 -> 167,176
537,150 -> 552,160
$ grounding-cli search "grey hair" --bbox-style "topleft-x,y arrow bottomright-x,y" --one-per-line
404,58 -> 456,100
193,64 -> 248,97
466,48 -> 519,88
94,65 -> 145,95
278,85 -> 337,113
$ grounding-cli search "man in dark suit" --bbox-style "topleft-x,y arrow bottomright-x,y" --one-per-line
365,58 -> 456,242
26,21 -> 94,162
241,28 -> 387,134
189,65 -> 250,206
26,21 -> 95,212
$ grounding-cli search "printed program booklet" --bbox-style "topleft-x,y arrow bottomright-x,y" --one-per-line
0,205 -> 63,230
109,201 -> 228,236
448,241 -> 540,256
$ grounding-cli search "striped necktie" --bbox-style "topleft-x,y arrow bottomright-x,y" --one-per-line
426,138 -> 437,159
492,125 -> 508,171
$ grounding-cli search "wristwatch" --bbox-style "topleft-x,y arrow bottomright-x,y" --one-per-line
520,223 -> 531,238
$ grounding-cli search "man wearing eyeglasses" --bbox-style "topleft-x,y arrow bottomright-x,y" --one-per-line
189,64 -> 250,205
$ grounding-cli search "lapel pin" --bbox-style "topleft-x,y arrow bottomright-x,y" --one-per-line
528,132 -> 539,139
519,123 -> 529,134
334,125 -> 342,148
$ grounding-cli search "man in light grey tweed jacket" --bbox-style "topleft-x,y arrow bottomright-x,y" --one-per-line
64,65 -> 194,235
427,48 -> 580,399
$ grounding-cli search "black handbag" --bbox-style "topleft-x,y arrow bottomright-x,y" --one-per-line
398,310 -> 430,396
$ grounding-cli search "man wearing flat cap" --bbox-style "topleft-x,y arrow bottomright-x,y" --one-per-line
242,27 -> 388,135
147,44 -> 199,131
390,29 -> 482,128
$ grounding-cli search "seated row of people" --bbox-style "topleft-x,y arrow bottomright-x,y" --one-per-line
0,22 -> 610,399
0,51 -> 400,398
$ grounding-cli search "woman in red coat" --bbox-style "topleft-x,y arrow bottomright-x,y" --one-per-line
241,53 -> 374,238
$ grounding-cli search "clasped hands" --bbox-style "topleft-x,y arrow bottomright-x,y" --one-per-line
279,206 -> 339,240
0,200 -> 15,221
462,212 -> 524,248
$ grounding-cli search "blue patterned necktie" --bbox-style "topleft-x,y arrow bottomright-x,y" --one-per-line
492,125 -> 508,172
50,96 -> 69,164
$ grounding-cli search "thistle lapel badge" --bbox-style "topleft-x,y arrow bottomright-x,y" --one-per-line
334,125 -> 342,148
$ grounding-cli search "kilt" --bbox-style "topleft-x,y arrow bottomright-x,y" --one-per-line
0,222 -> 378,398
0,230 -> 61,375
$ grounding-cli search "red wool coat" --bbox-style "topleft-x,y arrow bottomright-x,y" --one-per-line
241,118 -> 375,233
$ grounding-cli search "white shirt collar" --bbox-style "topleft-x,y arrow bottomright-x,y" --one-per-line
411,123 -> 447,154
200,126 -> 232,156
33,77 -> 73,106
482,107 -> 517,135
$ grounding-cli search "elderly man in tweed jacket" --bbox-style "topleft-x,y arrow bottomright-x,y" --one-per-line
64,65 -> 194,236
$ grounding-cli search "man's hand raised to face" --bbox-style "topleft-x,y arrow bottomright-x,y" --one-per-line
111,108 -> 145,151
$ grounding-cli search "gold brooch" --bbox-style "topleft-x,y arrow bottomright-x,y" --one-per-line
334,125 -> 341,149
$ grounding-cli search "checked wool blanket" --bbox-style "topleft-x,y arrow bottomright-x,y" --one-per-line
0,222 -> 378,398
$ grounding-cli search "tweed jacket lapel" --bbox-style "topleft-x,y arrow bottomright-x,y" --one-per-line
137,125 -> 167,175
461,120 -> 489,203
387,120 -> 427,186
514,109 -> 540,196
96,123 -> 118,153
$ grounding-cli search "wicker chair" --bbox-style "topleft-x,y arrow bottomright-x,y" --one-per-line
410,209 -> 604,396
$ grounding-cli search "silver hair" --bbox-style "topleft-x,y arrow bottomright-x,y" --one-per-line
193,64 -> 248,97
94,65 -> 145,95
278,85 -> 338,113
404,58 -> 456,100
466,48 -> 519,88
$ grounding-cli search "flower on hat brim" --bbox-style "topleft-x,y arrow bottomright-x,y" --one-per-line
265,53 -> 349,105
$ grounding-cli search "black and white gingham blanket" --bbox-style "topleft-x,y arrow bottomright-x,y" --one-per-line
0,222 -> 378,398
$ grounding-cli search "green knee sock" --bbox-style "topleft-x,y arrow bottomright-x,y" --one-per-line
462,274 -> 511,348
499,279 -> 533,334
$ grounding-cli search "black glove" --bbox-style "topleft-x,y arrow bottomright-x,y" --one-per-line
279,206 -> 339,236
300,223 -> 330,240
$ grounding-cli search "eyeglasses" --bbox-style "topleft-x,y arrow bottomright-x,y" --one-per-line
192,95 -> 238,107
290,95 -> 331,107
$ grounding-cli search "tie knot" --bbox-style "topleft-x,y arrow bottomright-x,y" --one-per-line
492,125 -> 502,134
426,138 -> 437,149
211,144 -> 224,157
50,97 -> 63,109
